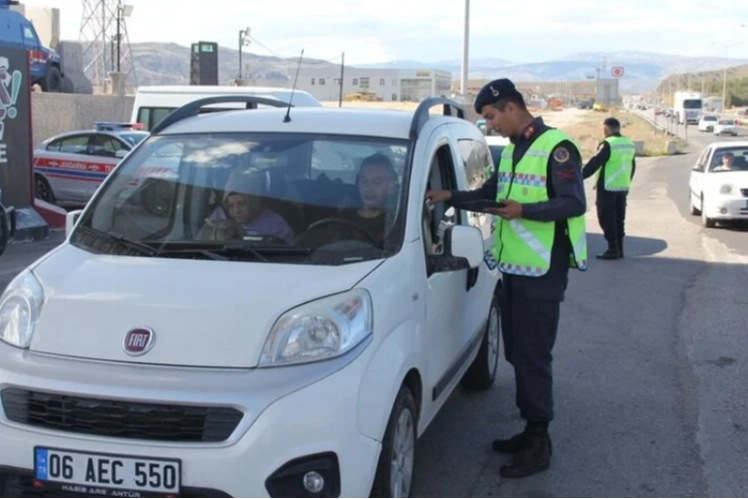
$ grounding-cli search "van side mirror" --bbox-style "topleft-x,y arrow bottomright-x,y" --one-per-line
427,225 -> 484,274
65,209 -> 84,238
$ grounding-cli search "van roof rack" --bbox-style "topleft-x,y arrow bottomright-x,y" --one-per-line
409,97 -> 467,140
150,95 -> 290,135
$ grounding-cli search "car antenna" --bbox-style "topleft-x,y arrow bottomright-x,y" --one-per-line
284,49 -> 304,123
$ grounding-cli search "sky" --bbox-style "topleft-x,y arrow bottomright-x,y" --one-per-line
23,0 -> 748,65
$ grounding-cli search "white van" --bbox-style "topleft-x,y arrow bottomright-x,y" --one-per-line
0,96 -> 502,498
131,85 -> 322,131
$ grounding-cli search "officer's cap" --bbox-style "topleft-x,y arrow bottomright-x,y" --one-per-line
474,78 -> 521,114
603,117 -> 621,128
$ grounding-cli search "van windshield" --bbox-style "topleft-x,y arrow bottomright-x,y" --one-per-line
71,133 -> 411,265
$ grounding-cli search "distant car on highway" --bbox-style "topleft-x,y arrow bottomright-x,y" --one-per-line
698,115 -> 718,132
689,141 -> 748,228
713,118 -> 738,136
33,122 -> 150,205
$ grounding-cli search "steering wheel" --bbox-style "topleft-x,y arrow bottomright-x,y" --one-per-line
295,218 -> 379,246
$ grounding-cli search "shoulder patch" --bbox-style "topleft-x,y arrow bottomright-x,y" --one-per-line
553,146 -> 570,163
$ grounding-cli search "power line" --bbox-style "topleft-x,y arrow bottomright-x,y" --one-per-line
247,34 -> 342,65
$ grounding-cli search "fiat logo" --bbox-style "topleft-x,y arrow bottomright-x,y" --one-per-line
123,328 -> 155,356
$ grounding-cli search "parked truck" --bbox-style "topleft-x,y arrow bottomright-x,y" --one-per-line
0,0 -> 64,92
673,91 -> 703,125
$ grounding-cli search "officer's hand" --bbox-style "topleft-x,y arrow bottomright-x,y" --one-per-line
425,190 -> 451,205
490,199 -> 522,220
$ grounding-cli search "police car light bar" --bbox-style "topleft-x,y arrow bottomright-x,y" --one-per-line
93,122 -> 145,131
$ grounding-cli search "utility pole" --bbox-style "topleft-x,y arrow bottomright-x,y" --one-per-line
338,52 -> 345,107
115,1 -> 121,72
712,40 -> 744,112
460,0 -> 470,97
239,27 -> 251,81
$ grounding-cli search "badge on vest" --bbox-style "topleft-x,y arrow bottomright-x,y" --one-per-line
553,147 -> 570,163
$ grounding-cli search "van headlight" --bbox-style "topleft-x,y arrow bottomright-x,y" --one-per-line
0,270 -> 45,349
259,289 -> 372,367
720,184 -> 734,195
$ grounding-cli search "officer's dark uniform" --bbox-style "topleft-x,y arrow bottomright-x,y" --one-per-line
582,123 -> 636,259
446,79 -> 587,478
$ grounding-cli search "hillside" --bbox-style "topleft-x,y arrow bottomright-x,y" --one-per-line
68,41 -> 748,94
655,64 -> 748,107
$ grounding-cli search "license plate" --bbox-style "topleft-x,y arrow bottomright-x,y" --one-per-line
34,447 -> 181,496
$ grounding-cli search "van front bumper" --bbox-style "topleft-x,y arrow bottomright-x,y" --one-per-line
0,341 -> 380,498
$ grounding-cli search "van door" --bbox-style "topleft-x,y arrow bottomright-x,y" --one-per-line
420,130 -> 470,410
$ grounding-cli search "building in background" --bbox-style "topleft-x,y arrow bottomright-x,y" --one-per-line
293,67 -> 452,102
9,2 -> 60,49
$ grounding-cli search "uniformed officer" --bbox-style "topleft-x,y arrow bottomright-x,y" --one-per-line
426,78 -> 587,479
582,117 -> 636,260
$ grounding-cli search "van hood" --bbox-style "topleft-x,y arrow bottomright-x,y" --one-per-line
29,244 -> 381,368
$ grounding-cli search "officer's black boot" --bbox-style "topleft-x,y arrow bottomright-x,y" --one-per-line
499,424 -> 552,479
492,424 -> 553,456
596,241 -> 620,260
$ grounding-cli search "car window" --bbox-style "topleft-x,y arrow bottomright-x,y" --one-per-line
457,139 -> 492,190
137,107 -> 177,131
718,119 -> 734,125
91,134 -> 128,158
22,25 -> 38,44
704,116 -> 717,121
118,132 -> 149,146
47,135 -> 90,154
709,146 -> 748,172
424,143 -> 462,258
73,133 -> 411,265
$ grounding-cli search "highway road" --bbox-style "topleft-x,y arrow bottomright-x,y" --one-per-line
0,121 -> 746,496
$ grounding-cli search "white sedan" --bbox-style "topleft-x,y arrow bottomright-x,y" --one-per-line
698,115 -> 718,132
713,118 -> 738,136
689,141 -> 748,227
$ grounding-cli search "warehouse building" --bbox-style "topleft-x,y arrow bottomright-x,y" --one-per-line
293,67 -> 453,102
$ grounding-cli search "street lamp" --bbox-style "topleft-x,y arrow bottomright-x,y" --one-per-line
115,1 -> 133,72
239,27 -> 251,80
712,40 -> 744,112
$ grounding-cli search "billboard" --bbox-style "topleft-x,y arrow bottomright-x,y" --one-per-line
0,46 -> 32,208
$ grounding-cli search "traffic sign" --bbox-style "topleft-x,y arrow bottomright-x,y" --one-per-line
611,66 -> 624,78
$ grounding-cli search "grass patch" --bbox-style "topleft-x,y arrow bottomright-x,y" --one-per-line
563,109 -> 686,160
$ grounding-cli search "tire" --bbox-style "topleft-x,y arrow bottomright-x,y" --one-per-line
460,293 -> 500,391
34,174 -> 56,203
701,197 -> 716,228
43,66 -> 63,93
371,385 -> 418,498
689,192 -> 701,216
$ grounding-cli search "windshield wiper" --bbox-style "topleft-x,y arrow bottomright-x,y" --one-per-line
77,227 -> 159,256
220,243 -> 314,262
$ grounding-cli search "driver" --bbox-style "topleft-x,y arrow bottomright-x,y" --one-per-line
714,151 -> 734,171
339,153 -> 398,242
198,169 -> 293,243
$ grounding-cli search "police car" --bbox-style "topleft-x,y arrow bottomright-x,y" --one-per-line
32,122 -> 176,215
0,96 -> 501,498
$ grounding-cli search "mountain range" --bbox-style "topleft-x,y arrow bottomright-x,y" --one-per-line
72,41 -> 748,94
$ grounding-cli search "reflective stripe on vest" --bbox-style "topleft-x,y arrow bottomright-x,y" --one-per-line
493,129 -> 588,276
601,136 -> 635,192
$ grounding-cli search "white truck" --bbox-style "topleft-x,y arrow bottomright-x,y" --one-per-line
674,91 -> 703,125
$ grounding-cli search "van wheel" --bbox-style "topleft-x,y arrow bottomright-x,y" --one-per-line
460,294 -> 500,391
34,174 -> 56,203
371,385 -> 417,498
43,66 -> 63,93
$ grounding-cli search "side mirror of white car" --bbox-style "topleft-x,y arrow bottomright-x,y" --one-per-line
427,225 -> 485,275
65,209 -> 84,238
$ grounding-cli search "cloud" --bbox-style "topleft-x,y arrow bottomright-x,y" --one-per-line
22,0 -> 748,65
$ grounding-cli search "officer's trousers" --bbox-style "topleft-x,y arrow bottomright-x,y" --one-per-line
596,189 -> 628,245
499,274 -> 560,423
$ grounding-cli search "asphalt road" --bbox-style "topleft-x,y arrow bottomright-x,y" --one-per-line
1,127 -> 747,496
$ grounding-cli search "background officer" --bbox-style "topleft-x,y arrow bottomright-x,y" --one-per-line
582,117 -> 636,259
426,78 -> 587,479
